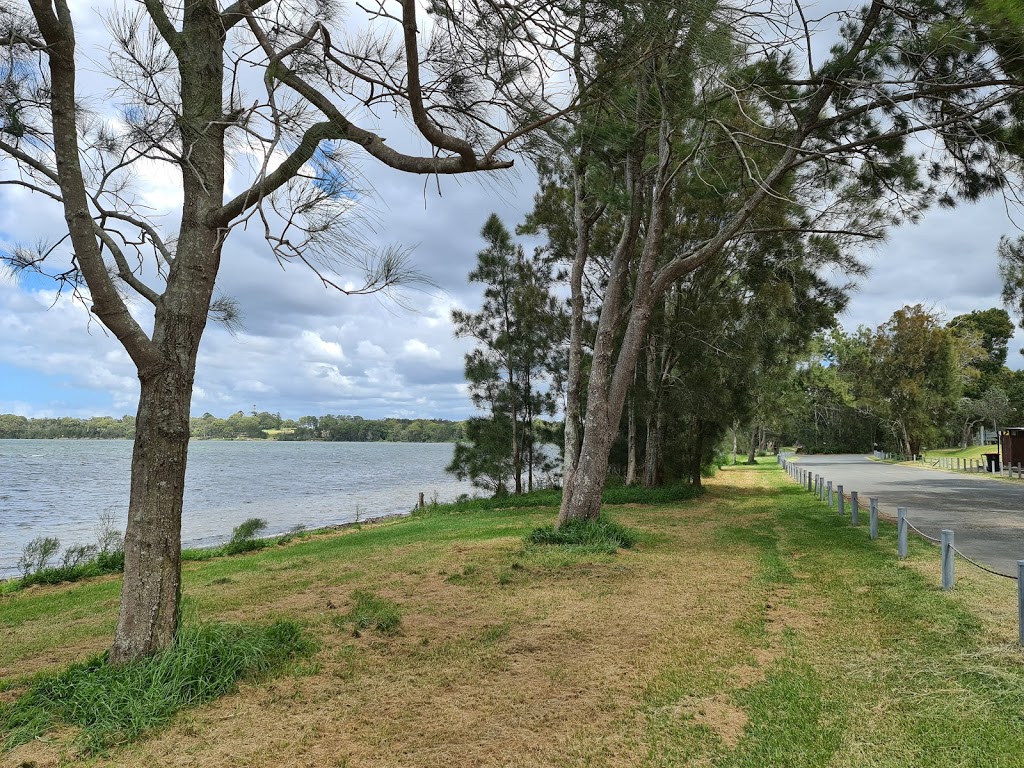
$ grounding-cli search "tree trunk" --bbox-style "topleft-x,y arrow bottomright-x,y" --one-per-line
643,404 -> 663,487
109,372 -> 191,664
626,392 -> 638,485
109,2 -> 226,662
746,424 -> 757,464
561,157 -> 600,510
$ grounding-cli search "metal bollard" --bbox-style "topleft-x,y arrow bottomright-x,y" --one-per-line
941,529 -> 955,591
869,497 -> 878,539
838,485 -> 845,516
897,507 -> 908,559
851,491 -> 859,526
1018,561 -> 1024,647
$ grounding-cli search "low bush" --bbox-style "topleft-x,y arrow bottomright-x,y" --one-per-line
0,620 -> 316,753
222,517 -> 269,555
526,515 -> 638,554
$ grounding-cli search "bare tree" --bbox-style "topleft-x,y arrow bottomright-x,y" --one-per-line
0,0 -> 562,663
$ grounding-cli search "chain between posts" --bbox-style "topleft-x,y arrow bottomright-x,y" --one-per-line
778,455 -> 1024,645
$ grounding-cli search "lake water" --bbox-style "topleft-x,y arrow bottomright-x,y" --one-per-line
0,440 -> 474,577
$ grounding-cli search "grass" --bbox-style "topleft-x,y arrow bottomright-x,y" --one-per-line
919,445 -> 992,461
0,620 -> 315,754
337,590 -> 402,636
2,462 -> 1023,766
526,515 -> 638,554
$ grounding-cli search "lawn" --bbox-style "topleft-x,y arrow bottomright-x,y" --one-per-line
2,461 -> 1023,767
919,445 -> 992,461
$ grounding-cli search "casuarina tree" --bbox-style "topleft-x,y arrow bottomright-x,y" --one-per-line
0,0 -> 562,663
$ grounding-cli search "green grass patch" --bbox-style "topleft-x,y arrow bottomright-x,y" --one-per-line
336,590 -> 402,636
0,619 -> 316,754
415,483 -> 703,517
525,515 -> 638,554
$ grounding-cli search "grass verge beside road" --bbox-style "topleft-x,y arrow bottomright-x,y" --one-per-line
2,460 -> 1023,767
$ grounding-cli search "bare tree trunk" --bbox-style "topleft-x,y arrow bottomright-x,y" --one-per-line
626,391 -> 638,486
747,424 -> 757,464
527,384 -> 534,492
643,405 -> 663,488
558,143 -> 655,526
110,374 -> 189,663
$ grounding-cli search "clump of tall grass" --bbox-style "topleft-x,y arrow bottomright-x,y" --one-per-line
4,511 -> 126,592
0,620 -> 316,753
222,517 -> 269,555
526,515 -> 638,555
337,590 -> 402,636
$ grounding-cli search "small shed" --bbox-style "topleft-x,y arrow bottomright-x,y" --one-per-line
1000,428 -> 1024,469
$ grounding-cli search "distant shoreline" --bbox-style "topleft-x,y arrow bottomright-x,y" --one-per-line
0,413 -> 467,442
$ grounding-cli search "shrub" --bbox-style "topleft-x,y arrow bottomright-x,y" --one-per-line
17,536 -> 61,577
526,516 -> 638,555
223,517 -> 269,555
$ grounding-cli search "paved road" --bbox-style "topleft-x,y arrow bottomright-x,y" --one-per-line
789,454 -> 1024,577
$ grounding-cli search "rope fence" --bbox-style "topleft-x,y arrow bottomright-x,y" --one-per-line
904,518 -> 941,544
777,453 -> 1024,646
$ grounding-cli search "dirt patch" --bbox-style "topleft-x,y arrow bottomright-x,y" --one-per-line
660,694 -> 749,748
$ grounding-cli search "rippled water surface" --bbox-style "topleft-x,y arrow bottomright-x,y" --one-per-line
0,440 -> 472,576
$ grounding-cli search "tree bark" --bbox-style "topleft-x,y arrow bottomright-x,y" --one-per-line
746,424 -> 757,464
109,0 -> 227,662
110,372 -> 190,663
625,391 -> 638,485
644,405 -> 663,488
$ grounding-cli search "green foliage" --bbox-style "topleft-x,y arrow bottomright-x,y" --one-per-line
601,483 -> 703,505
0,620 -> 315,753
448,214 -> 567,495
16,536 -> 61,578
948,308 -> 1014,388
338,590 -> 401,636
223,518 -> 269,555
526,516 -> 638,554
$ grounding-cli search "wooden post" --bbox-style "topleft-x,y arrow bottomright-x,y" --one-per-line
837,485 -> 844,516
418,492 -> 425,509
851,491 -> 859,527
869,497 -> 878,539
827,480 -> 833,508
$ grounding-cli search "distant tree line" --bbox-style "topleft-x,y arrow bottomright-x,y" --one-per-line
778,306 -> 1024,456
0,412 -> 467,443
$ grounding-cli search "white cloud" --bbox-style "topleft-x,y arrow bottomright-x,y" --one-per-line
297,330 -> 346,363
400,339 -> 442,360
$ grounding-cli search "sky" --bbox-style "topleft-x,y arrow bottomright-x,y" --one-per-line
2,2 -> 1023,422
